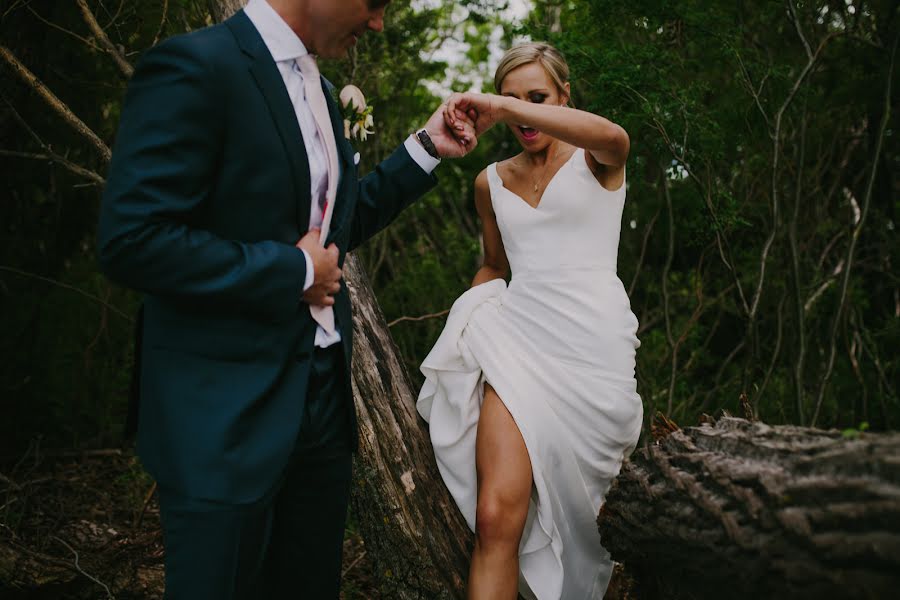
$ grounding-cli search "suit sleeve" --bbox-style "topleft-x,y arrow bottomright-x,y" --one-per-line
347,143 -> 438,252
97,36 -> 307,322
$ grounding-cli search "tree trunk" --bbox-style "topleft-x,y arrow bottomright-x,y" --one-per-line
345,255 -> 473,599
597,417 -> 900,600
207,0 -> 244,23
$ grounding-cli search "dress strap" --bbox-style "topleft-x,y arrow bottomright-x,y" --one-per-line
487,162 -> 504,195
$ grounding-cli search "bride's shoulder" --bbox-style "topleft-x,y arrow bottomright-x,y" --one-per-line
474,168 -> 490,193
495,155 -> 523,180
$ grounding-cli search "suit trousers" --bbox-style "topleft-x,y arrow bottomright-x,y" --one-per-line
157,342 -> 353,600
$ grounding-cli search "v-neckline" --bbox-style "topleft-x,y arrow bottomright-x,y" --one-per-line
496,149 -> 579,211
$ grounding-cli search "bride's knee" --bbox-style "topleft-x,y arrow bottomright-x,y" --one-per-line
475,492 -> 527,548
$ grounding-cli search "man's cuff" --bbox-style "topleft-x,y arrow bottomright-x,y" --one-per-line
301,249 -> 314,292
404,134 -> 440,174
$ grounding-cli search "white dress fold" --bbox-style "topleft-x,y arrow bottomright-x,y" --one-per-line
417,149 -> 643,599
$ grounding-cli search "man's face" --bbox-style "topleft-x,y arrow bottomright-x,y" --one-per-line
302,0 -> 390,59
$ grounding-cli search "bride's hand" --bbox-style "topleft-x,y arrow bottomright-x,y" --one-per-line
444,92 -> 505,137
419,103 -> 478,159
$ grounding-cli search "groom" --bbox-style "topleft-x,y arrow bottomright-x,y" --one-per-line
97,0 -> 475,598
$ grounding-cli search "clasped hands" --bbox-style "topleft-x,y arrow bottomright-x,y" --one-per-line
298,96 -> 497,307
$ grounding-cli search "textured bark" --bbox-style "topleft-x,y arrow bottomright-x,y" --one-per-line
345,255 -> 473,599
207,0 -> 244,22
598,417 -> 900,599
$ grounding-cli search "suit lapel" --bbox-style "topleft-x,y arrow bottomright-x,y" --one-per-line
322,80 -> 355,244
226,11 -> 311,233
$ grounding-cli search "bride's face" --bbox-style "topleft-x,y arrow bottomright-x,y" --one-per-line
499,62 -> 570,150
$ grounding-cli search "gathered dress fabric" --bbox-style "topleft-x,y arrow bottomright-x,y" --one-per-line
417,149 -> 644,599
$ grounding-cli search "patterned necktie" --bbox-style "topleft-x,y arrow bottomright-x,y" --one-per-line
296,54 -> 339,334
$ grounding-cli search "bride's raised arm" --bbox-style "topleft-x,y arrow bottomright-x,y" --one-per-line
445,91 -> 629,169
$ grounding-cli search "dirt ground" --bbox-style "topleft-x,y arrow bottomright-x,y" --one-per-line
0,445 -> 376,599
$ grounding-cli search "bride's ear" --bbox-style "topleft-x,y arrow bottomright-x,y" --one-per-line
561,81 -> 571,107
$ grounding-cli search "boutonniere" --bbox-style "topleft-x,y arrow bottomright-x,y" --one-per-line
338,85 -> 375,142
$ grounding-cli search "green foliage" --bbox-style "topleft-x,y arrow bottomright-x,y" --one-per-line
0,1 -> 210,453
0,0 -> 897,456
521,0 -> 899,428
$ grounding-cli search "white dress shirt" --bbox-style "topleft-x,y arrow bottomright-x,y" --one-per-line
244,0 -> 440,347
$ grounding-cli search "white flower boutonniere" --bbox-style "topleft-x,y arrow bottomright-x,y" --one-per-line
338,84 -> 374,142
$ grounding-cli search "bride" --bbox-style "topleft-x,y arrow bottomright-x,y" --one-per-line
417,42 -> 643,599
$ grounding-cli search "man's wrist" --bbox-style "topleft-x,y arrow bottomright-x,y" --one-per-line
404,134 -> 440,173
300,249 -> 314,293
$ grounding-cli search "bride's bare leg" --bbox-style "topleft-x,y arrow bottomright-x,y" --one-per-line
467,383 -> 533,600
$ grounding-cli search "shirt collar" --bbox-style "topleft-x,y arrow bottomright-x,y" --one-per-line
244,0 -> 309,63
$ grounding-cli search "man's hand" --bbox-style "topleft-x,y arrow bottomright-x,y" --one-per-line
296,229 -> 341,307
420,103 -> 479,159
444,92 -> 506,137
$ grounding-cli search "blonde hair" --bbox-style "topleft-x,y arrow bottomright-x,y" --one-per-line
494,42 -> 570,98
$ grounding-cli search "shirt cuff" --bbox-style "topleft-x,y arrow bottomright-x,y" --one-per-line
404,134 -> 441,174
301,249 -> 314,292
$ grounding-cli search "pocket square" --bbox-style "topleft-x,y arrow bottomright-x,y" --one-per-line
353,152 -> 360,165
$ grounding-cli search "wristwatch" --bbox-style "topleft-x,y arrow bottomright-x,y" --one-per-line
416,128 -> 440,160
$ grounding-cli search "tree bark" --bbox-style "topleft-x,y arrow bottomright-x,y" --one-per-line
597,417 -> 900,599
207,0 -> 244,23
345,255 -> 473,599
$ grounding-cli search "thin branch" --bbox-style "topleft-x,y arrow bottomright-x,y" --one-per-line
805,259 -> 843,313
0,150 -> 104,184
76,0 -> 134,79
733,47 -> 772,129
787,0 -> 814,60
698,338 -> 746,415
52,536 -> 114,600
0,44 -> 111,163
620,80 -> 750,316
26,6 -> 105,53
152,0 -> 171,47
789,101 -> 808,423
387,308 -> 451,328
0,96 -> 106,184
749,24 -> 840,321
342,550 -> 367,578
752,294 -> 785,416
2,0 -> 29,19
661,173 -> 677,416
0,266 -> 133,322
811,34 -> 896,426
628,207 -> 660,297
133,482 -> 158,529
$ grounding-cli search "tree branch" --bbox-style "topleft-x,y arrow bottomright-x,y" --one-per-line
0,150 -> 104,184
811,34 -> 896,426
0,96 -> 105,184
75,0 -> 134,78
0,266 -> 132,322
0,44 -> 111,163
387,308 -> 451,328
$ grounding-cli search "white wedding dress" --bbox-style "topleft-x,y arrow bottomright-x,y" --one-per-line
417,149 -> 643,599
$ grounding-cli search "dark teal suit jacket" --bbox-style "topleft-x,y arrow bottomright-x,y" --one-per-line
97,11 -> 436,503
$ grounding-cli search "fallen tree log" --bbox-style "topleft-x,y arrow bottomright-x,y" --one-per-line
598,416 -> 900,600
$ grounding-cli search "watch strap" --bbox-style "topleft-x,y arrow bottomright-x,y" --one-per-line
416,129 -> 440,160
